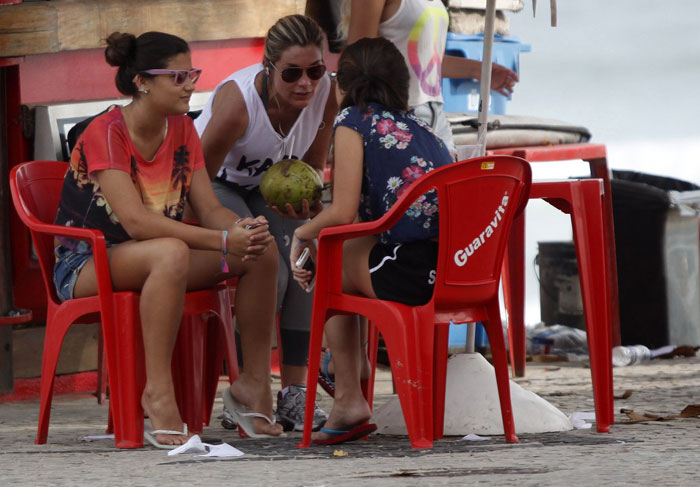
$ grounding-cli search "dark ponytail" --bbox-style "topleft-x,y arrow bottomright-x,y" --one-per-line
105,31 -> 190,96
336,37 -> 409,111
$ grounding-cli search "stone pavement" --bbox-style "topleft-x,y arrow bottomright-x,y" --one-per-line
0,355 -> 698,486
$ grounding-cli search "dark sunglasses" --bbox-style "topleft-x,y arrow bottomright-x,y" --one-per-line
269,62 -> 327,83
140,68 -> 202,85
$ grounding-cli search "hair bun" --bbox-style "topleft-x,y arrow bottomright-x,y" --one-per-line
104,32 -> 137,67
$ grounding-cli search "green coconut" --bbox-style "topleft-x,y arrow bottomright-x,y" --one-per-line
259,159 -> 323,213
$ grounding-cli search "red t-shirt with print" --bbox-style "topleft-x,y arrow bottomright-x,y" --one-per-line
55,107 -> 204,253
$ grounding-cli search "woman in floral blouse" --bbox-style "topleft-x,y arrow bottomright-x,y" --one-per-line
290,37 -> 453,445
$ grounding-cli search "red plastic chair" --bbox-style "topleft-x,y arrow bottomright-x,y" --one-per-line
9,160 -> 236,447
298,155 -> 532,449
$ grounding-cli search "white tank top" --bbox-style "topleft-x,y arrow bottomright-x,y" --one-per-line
194,63 -> 330,188
379,0 -> 449,107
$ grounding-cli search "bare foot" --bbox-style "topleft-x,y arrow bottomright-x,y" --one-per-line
141,384 -> 189,447
230,374 -> 284,437
311,393 -> 372,442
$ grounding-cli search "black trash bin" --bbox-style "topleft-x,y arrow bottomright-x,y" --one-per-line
611,170 -> 700,348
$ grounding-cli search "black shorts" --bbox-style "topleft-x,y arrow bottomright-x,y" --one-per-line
369,240 -> 438,306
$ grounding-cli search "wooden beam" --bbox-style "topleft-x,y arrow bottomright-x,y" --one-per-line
0,0 -> 306,58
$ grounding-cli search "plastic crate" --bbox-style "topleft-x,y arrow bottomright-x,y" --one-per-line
442,33 -> 530,114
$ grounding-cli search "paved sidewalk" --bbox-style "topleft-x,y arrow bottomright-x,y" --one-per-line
0,356 -> 698,486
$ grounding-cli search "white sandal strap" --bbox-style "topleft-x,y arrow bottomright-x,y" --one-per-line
238,411 -> 276,425
149,423 -> 188,436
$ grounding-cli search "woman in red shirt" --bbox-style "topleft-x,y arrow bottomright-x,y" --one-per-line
55,31 -> 284,447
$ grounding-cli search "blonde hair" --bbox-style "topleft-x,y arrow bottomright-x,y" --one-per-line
264,14 -> 325,65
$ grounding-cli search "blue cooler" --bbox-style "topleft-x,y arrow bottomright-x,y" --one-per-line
442,33 -> 530,114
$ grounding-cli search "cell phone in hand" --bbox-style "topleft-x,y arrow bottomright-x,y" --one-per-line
295,247 -> 316,292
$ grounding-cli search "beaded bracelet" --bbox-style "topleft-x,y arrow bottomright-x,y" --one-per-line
221,230 -> 229,273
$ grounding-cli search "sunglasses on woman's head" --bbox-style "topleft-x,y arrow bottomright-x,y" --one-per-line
269,62 -> 327,83
140,68 -> 202,85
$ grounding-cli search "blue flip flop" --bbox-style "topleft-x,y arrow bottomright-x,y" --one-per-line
312,423 -> 377,445
317,350 -> 335,397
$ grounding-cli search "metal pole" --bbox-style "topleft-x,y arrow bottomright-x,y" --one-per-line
476,0 -> 497,156
464,0 -> 497,354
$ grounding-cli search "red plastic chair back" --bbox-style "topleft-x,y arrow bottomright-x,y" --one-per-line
429,157 -> 531,311
10,161 -> 69,304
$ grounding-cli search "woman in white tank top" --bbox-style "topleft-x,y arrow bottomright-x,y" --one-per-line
195,15 -> 337,434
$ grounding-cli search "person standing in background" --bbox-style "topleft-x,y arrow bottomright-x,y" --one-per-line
341,0 -> 518,156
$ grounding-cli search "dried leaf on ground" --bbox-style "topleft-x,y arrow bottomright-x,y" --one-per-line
679,404 -> 700,418
620,409 -> 670,422
620,405 -> 700,423
614,390 -> 632,400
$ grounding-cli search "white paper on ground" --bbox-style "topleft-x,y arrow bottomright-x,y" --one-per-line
167,434 -> 244,458
460,433 -> 490,441
569,411 -> 596,430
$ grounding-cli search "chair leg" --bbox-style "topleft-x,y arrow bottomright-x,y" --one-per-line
502,212 -> 527,378
171,315 -> 206,434
297,306 -> 329,448
96,327 -> 107,404
484,300 -> 519,443
380,307 -> 435,449
105,295 -> 145,448
35,316 -> 73,444
362,321 -> 380,409
432,324 -> 450,440
202,316 -> 226,426
570,181 -> 614,432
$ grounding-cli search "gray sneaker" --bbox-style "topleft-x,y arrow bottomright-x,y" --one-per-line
276,384 -> 328,432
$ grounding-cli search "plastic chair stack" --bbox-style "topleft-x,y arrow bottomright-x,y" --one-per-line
9,160 -> 237,448
298,155 -> 531,449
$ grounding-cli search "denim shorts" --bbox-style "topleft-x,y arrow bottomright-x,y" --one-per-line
53,246 -> 92,302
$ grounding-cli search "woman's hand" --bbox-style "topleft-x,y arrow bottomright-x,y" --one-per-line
269,199 -> 323,220
226,216 -> 274,262
490,63 -> 519,97
290,232 -> 316,291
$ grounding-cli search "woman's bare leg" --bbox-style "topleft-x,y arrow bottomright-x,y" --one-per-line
187,242 -> 283,436
74,238 -> 193,446
312,236 -> 377,440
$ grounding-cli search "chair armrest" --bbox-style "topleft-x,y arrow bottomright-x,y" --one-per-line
26,218 -> 114,297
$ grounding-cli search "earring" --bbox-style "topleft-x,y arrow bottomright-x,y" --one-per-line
265,66 -> 270,76
139,88 -> 149,94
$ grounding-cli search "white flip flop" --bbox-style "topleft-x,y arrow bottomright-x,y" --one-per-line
144,423 -> 189,450
222,389 -> 284,439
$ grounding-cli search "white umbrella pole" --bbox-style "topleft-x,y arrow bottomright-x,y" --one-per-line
464,0 -> 498,354
476,0 -> 497,157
